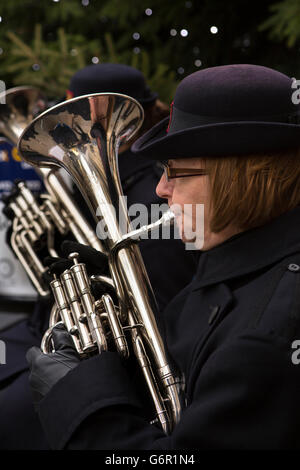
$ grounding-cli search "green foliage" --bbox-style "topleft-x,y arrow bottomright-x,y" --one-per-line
259,0 -> 300,47
2,25 -> 99,98
0,0 -> 299,102
0,0 -> 178,102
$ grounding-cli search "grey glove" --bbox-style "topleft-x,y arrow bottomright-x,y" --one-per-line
26,323 -> 81,409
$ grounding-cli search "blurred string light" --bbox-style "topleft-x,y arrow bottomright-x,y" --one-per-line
32,64 -> 40,71
82,0 -> 89,5
170,29 -> 177,36
0,17 -> 2,23
210,26 -> 218,34
180,29 -> 189,37
133,47 -> 141,54
177,67 -> 185,74
70,49 -> 78,56
195,59 -> 202,67
52,0 -> 60,2
145,8 -> 152,16
0,49 -> 3,55
133,32 -> 140,40
92,56 -> 99,64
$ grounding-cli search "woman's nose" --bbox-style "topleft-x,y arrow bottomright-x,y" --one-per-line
156,172 -> 174,199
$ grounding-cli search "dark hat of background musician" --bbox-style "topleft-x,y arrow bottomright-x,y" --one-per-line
67,63 -> 158,105
131,64 -> 300,160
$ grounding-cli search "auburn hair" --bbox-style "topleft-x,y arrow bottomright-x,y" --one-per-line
205,149 -> 300,233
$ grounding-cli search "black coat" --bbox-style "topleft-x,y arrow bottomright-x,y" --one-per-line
0,153 -> 197,449
0,314 -> 49,449
38,206 -> 300,450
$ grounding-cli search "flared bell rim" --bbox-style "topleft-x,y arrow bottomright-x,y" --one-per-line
17,91 -> 144,167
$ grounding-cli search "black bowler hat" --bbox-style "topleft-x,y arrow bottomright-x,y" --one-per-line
131,64 -> 300,160
67,63 -> 158,105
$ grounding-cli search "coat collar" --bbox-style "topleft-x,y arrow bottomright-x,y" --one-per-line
192,206 -> 300,289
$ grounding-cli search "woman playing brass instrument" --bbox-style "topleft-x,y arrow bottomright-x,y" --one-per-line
27,64 -> 300,450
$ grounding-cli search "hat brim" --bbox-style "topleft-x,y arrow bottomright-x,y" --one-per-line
131,117 -> 300,159
138,91 -> 158,105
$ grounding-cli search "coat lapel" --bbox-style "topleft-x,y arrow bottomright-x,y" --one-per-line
185,283 -> 234,385
164,280 -> 234,393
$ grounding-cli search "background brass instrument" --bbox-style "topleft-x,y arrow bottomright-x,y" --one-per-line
0,86 -> 103,297
18,92 -> 182,434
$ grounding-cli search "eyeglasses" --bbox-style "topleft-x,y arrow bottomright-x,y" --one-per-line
161,161 -> 209,181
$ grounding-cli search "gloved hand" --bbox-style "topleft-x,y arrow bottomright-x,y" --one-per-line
43,240 -> 115,300
26,323 -> 81,409
61,240 -> 109,275
43,240 -> 109,280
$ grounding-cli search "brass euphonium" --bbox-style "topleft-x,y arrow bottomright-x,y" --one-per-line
0,86 -> 103,296
18,92 -> 182,434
